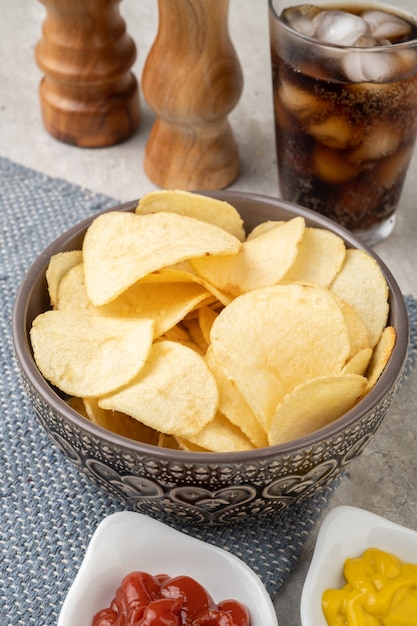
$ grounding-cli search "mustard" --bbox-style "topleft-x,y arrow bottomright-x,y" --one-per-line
322,548 -> 417,625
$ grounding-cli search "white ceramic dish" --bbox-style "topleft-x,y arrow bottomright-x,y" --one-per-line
58,511 -> 278,626
300,505 -> 417,626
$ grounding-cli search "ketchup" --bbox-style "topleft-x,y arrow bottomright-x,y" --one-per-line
92,571 -> 251,626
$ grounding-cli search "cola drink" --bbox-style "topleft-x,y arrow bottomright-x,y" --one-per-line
269,2 -> 417,243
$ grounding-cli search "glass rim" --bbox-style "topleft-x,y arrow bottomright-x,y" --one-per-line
268,0 -> 417,52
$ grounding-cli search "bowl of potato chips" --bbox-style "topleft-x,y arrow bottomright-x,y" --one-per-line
13,190 -> 408,525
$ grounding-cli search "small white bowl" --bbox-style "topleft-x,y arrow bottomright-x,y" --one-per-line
58,511 -> 278,626
300,505 -> 417,626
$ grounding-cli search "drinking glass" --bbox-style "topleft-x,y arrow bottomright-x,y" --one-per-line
269,0 -> 417,245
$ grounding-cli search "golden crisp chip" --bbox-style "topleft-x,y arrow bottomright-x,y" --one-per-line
179,413 -> 255,452
137,264 -> 233,306
99,340 -> 218,438
198,306 -> 219,346
190,217 -> 305,296
210,283 -> 351,430
83,397 -> 160,445
175,439 -> 211,452
67,394 -> 158,445
268,374 -> 367,445
246,220 -> 284,239
342,347 -> 373,376
66,395 -> 88,417
366,326 -> 397,390
55,263 -> 87,311
205,347 -> 268,448
331,249 -> 389,348
98,268 -> 212,331
158,433 -> 181,449
136,189 -> 246,241
163,323 -> 193,344
281,228 -> 346,287
338,299 -> 371,359
182,317 -> 209,353
83,211 -> 242,306
30,310 -> 154,397
46,250 -> 83,308
57,263 -> 212,339
160,326 -> 206,355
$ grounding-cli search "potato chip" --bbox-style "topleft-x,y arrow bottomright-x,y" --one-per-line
338,299 -> 371,358
139,265 -> 202,285
30,310 -> 154,397
198,306 -> 219,345
68,394 -> 158,446
342,347 -> 373,376
179,413 -> 255,452
135,266 -> 197,283
57,263 -> 212,338
66,395 -> 88,417
280,228 -> 346,287
136,189 -> 246,241
160,326 -> 206,356
175,439 -> 211,452
205,347 -> 268,448
55,263 -> 90,311
190,217 -> 305,296
83,211 -> 242,306
83,397 -> 160,445
46,250 -> 83,308
246,220 -> 284,239
106,280 -> 212,338
366,326 -> 397,390
331,249 -> 389,348
182,317 -> 209,353
210,283 -> 351,429
268,374 -> 367,445
99,340 -> 218,438
158,433 -> 181,449
137,264 -> 233,306
163,323 -> 193,344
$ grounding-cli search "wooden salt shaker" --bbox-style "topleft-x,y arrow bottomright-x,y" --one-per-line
142,0 -> 243,190
35,0 -> 140,148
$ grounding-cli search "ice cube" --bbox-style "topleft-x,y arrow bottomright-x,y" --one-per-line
278,80 -> 330,121
281,5 -> 321,38
307,115 -> 360,149
395,49 -> 417,77
348,126 -> 402,164
362,10 -> 412,43
313,144 -> 361,184
312,10 -> 369,46
342,46 -> 417,83
377,146 -> 413,189
354,36 -> 386,48
273,91 -> 294,134
341,49 -> 396,82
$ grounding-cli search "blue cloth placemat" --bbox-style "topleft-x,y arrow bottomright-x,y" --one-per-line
1,156 -> 416,625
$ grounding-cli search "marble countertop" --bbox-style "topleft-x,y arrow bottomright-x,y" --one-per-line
1,2 -> 416,625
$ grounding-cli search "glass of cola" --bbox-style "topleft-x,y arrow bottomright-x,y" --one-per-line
269,0 -> 417,244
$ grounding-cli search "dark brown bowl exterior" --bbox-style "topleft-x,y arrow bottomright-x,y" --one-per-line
13,192 -> 409,525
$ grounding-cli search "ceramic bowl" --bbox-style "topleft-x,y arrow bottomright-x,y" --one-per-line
58,511 -> 278,626
13,191 -> 409,525
300,505 -> 417,626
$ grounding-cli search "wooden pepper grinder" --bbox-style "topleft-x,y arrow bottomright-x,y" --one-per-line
142,0 -> 243,190
35,0 -> 140,148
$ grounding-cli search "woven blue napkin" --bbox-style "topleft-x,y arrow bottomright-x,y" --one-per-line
1,156 -> 416,625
